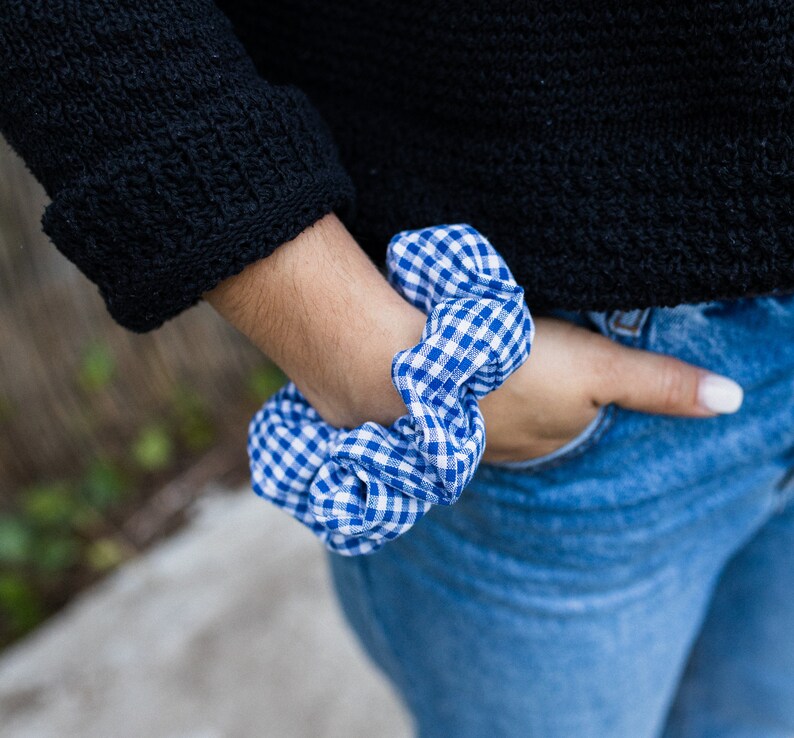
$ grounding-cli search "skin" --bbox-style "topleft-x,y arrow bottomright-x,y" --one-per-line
204,212 -> 725,463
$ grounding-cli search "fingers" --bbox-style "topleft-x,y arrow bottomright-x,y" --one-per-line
590,339 -> 744,417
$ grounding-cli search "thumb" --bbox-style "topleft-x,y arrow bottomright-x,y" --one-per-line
591,340 -> 744,417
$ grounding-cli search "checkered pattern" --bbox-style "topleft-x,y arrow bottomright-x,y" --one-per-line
247,224 -> 534,555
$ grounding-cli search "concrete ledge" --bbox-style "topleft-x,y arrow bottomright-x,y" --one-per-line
0,488 -> 411,738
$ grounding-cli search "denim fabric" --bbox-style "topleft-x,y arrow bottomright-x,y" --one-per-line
327,291 -> 794,737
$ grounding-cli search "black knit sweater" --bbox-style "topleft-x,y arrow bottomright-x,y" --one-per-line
2,1 -> 793,332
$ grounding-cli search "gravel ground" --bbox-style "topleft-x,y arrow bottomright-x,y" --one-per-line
0,487 -> 412,738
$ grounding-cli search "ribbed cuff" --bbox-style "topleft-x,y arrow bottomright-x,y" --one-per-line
40,86 -> 356,332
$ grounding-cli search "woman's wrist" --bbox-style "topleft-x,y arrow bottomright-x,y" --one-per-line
204,211 -> 425,429
333,300 -> 426,428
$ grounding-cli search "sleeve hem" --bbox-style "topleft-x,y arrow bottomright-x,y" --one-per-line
42,166 -> 356,333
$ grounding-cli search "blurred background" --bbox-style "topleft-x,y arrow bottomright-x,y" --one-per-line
0,137 -> 410,736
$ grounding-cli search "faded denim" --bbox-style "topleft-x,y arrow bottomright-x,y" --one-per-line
328,292 -> 794,737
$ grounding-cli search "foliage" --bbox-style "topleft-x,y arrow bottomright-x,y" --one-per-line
0,461 -> 131,641
77,341 -> 116,392
0,358 -> 283,649
132,424 -> 174,471
247,364 -> 287,402
0,575 -> 43,634
171,384 -> 215,452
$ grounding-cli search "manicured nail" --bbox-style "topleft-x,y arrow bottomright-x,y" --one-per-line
698,374 -> 744,414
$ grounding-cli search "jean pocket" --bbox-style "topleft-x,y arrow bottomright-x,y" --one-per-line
478,306 -> 651,474
482,402 -> 618,472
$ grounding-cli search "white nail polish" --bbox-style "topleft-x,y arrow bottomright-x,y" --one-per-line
698,374 -> 744,414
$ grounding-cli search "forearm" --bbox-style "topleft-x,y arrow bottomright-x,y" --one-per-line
204,212 -> 426,428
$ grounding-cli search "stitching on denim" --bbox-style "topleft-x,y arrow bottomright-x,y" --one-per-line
528,403 -> 619,471
486,403 -> 619,473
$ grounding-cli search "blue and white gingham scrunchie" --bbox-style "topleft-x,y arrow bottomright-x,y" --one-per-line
247,224 -> 534,555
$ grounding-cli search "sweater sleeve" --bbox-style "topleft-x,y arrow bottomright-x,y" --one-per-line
0,1 -> 356,332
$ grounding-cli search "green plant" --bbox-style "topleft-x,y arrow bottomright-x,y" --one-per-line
0,574 -> 43,635
1,375 -> 239,648
0,468 -> 132,646
132,424 -> 174,471
171,385 -> 215,452
23,481 -> 81,527
80,458 -> 130,510
84,538 -> 127,572
247,363 -> 286,402
77,341 -> 116,392
0,515 -> 33,566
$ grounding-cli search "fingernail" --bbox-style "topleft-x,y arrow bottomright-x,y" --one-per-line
697,374 -> 744,414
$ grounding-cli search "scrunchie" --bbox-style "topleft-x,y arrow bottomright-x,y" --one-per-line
247,224 -> 534,555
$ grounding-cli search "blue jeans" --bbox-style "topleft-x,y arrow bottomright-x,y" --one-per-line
327,292 -> 794,738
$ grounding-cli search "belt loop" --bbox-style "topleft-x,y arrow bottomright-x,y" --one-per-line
607,308 -> 651,341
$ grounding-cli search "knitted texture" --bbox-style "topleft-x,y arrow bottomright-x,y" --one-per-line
3,2 -> 794,331
247,224 -> 533,555
0,1 -> 355,332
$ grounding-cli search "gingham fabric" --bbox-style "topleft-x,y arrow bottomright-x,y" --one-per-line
247,224 -> 534,555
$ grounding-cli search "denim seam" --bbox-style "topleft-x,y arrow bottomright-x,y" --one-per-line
485,402 -> 617,472
525,402 -> 619,472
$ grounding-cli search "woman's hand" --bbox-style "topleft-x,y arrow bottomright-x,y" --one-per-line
204,211 -> 743,465
479,316 -> 744,463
